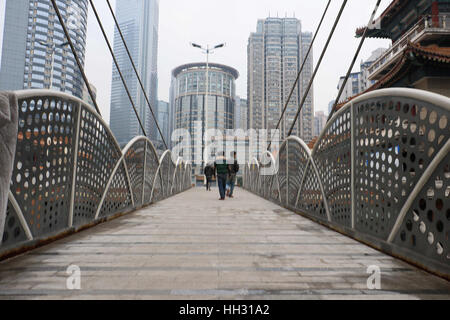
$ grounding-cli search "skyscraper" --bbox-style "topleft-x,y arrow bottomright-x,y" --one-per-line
157,100 -> 170,146
235,96 -> 248,130
247,17 -> 314,147
109,0 -> 159,146
0,0 -> 88,98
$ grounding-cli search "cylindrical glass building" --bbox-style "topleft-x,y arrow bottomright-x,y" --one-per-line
170,62 -> 239,175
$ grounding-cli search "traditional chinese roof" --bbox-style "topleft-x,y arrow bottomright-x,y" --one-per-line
355,0 -> 412,39
333,42 -> 450,111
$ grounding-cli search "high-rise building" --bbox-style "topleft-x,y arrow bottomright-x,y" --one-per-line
313,110 -> 327,137
0,0 -> 88,98
157,100 -> 169,146
82,82 -> 97,108
247,17 -> 314,148
109,0 -> 159,146
170,62 -> 239,175
328,99 -> 335,115
235,96 -> 248,130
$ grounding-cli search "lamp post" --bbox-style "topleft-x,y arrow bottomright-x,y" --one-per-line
37,40 -> 69,89
190,42 -> 225,174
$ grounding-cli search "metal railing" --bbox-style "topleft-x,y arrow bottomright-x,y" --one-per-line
243,88 -> 450,278
367,14 -> 450,79
0,90 -> 192,256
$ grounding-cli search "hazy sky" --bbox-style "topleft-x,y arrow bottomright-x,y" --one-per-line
0,1 -> 392,124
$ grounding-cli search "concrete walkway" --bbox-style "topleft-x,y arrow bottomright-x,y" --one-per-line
0,187 -> 449,299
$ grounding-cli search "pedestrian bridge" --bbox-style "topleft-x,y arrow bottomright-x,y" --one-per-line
0,88 -> 449,299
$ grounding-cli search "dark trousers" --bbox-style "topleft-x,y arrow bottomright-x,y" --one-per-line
229,179 -> 236,196
206,176 -> 212,190
217,174 -> 227,199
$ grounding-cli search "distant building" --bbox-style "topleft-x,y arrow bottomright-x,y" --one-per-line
82,82 -> 97,108
328,99 -> 335,114
109,0 -> 160,146
170,62 -> 239,175
157,100 -> 170,145
336,48 -> 386,103
313,111 -> 327,137
0,0 -> 88,98
235,96 -> 248,130
247,17 -> 314,150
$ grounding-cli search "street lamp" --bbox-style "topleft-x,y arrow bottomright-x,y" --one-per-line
37,40 -> 69,89
190,42 -> 226,172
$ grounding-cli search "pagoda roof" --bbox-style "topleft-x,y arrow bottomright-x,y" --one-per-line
355,0 -> 411,39
333,42 -> 450,111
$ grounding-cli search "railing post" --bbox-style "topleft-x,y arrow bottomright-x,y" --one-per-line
142,141 -> 147,204
286,141 -> 289,206
350,101 -> 355,230
68,102 -> 82,228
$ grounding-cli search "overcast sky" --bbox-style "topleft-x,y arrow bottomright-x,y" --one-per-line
0,0 -> 392,124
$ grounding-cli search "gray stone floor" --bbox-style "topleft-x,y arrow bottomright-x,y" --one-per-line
0,187 -> 449,300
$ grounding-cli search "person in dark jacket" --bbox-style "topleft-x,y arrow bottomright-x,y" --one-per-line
226,151 -> 239,198
203,163 -> 214,191
214,152 -> 229,200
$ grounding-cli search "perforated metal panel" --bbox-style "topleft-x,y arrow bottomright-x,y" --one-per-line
354,97 -> 450,239
314,109 -> 352,226
287,139 -> 309,208
144,141 -> 159,204
124,139 -> 145,208
73,106 -> 122,226
296,163 -> 328,221
99,161 -> 132,218
11,96 -> 77,236
393,148 -> 449,265
278,144 -> 287,205
1,201 -> 27,247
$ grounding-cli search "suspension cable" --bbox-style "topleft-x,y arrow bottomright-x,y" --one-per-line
267,0 -> 331,150
327,0 -> 382,122
88,0 -> 147,137
286,0 -> 348,138
106,0 -> 168,150
49,0 -> 102,115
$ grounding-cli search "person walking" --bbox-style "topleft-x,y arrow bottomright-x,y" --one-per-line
203,163 -> 214,191
214,152 -> 229,200
226,151 -> 239,198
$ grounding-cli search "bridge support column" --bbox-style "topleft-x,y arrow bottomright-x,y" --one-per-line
0,92 -> 18,244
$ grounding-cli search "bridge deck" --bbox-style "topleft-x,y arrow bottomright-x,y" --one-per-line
0,188 -> 449,299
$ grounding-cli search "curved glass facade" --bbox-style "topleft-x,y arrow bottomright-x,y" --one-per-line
171,63 -> 239,174
173,63 -> 237,134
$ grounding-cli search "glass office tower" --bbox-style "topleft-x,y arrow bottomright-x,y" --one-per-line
109,0 -> 159,146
